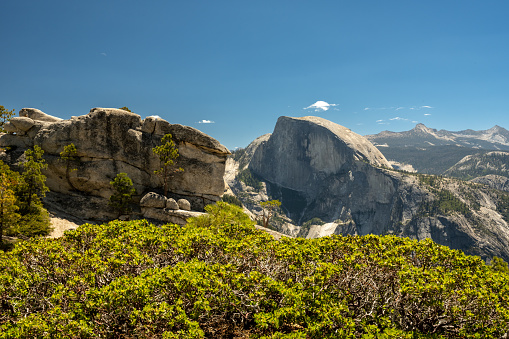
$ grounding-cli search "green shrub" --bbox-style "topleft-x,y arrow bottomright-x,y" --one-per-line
1,203 -> 508,337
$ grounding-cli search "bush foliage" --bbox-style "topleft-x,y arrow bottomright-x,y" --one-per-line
1,202 -> 509,338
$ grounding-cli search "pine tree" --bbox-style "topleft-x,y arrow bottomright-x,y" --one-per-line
109,173 -> 136,217
12,146 -> 52,238
59,143 -> 79,190
152,134 -> 183,196
260,200 -> 282,228
17,145 -> 49,213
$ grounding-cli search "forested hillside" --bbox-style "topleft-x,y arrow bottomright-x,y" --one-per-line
1,203 -> 509,338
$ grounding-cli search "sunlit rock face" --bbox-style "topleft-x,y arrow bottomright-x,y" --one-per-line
1,107 -> 230,219
249,116 -> 395,226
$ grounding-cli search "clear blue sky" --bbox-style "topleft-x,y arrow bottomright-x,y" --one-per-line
2,1 -> 509,149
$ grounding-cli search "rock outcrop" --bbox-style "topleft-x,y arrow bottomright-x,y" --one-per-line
1,107 -> 230,220
471,174 -> 509,192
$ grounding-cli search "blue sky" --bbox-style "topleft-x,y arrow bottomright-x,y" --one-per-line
2,1 -> 509,149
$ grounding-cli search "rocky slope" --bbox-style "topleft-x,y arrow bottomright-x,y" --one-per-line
470,174 -> 509,192
444,151 -> 509,180
228,116 -> 509,261
1,108 -> 230,221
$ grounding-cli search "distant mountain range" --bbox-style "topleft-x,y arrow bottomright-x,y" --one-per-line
365,124 -> 509,175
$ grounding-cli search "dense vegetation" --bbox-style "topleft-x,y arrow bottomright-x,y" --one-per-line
0,146 -> 52,242
1,202 -> 508,338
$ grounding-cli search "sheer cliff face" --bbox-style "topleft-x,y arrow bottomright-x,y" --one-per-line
250,116 -> 391,195
249,116 -> 396,225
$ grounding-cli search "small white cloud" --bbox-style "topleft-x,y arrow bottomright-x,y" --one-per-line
424,113 -> 431,116
198,119 -> 214,124
412,121 -> 419,123
376,119 -> 384,122
100,52 -> 107,57
147,115 -> 161,119
421,105 -> 433,109
304,101 -> 338,112
396,107 -> 405,110
364,107 -> 370,111
390,117 -> 408,121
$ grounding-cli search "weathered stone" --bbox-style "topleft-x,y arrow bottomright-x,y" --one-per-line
0,107 -> 230,220
3,122 -> 17,134
0,134 -> 32,148
141,116 -> 158,134
19,108 -> 63,122
177,199 -> 191,211
140,192 -> 166,208
166,197 -> 179,210
10,117 -> 35,132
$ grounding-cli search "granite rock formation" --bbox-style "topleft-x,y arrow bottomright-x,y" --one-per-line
249,116 -> 393,224
1,107 -> 229,220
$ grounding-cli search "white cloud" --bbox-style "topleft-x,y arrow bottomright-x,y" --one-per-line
100,52 -> 107,56
147,115 -> 161,119
390,117 -> 408,121
198,119 -> 214,124
424,113 -> 431,116
304,101 -> 338,112
376,119 -> 384,122
365,105 -> 434,112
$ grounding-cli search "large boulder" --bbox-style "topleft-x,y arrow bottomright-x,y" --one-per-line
0,107 -> 230,218
140,192 -> 167,208
19,108 -> 63,123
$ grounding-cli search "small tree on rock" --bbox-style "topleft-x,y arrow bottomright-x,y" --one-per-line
260,199 -> 282,228
118,107 -> 132,112
152,133 -> 183,196
109,173 -> 136,217
59,143 -> 79,190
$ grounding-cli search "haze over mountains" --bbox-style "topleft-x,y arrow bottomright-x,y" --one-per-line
366,124 -> 509,175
